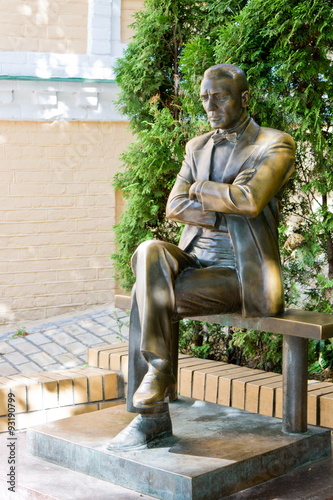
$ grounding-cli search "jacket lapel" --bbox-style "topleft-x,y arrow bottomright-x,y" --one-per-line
191,119 -> 261,183
192,133 -> 214,181
222,119 -> 260,183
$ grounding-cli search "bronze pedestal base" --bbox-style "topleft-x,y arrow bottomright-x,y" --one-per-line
27,398 -> 331,500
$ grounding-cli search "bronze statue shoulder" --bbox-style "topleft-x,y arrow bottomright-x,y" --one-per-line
186,130 -> 215,151
257,126 -> 295,150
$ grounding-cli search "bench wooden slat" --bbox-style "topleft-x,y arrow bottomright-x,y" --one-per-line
115,295 -> 333,340
189,309 -> 333,341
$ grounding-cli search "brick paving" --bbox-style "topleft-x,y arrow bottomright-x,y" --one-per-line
0,306 -> 130,376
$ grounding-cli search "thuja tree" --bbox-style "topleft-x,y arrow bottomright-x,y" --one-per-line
176,0 -> 333,373
112,0 -> 333,372
205,0 -> 333,373
112,0 -> 247,290
210,0 -> 333,313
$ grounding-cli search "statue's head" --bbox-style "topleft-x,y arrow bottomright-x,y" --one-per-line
200,64 -> 249,130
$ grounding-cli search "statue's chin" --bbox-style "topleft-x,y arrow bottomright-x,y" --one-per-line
209,119 -> 223,129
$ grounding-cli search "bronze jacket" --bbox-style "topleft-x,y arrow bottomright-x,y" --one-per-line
166,118 -> 295,317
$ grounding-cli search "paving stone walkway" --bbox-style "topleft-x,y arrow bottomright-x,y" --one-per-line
0,305 -> 129,377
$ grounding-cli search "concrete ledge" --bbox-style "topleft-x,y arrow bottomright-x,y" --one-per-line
88,342 -> 333,429
0,366 -> 125,432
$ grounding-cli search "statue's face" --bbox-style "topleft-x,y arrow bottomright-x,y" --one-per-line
200,77 -> 248,130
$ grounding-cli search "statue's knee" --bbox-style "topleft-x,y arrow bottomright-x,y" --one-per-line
136,240 -> 164,256
132,240 -> 164,270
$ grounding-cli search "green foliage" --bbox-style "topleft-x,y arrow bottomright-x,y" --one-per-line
112,0 -> 212,288
112,0 -> 248,289
229,329 -> 283,373
179,321 -> 282,373
179,320 -> 225,360
209,0 -> 333,312
309,339 -> 333,375
114,0 -> 207,130
111,106 -> 188,288
12,327 -> 29,339
219,0 -> 333,369
179,320 -> 212,359
113,0 -> 333,376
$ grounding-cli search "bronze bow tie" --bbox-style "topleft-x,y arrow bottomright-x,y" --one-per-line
212,131 -> 238,145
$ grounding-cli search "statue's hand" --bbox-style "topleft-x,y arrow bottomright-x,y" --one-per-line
189,181 -> 202,200
233,168 -> 256,185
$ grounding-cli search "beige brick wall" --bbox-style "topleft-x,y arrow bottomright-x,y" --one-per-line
121,0 -> 144,42
0,0 -> 88,53
1,120 -> 133,325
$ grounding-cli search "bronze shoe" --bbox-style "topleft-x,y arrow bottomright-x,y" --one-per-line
133,366 -> 177,408
106,411 -> 172,451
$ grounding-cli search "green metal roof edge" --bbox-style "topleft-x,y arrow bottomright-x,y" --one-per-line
0,75 -> 115,83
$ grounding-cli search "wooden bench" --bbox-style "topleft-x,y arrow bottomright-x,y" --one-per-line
115,294 -> 333,434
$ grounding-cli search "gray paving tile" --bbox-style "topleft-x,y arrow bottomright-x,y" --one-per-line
114,309 -> 130,319
87,313 -> 103,320
100,334 -> 125,344
94,316 -> 120,329
42,327 -> 66,338
0,342 -> 15,354
4,352 -> 29,365
46,330 -> 75,345
42,363 -> 67,371
0,362 -> 18,376
62,324 -> 89,335
76,318 -> 99,330
15,342 -> 42,356
29,324 -> 55,333
8,336 -> 29,345
28,332 -> 51,345
110,326 -> 129,341
29,352 -> 55,367
0,307 -> 131,377
64,342 -> 87,356
91,323 -> 117,335
54,353 -> 84,368
39,342 -> 66,356
18,362 -> 43,374
75,332 -> 104,346
0,331 -> 16,341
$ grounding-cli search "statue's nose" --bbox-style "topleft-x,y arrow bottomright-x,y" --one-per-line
206,96 -> 217,111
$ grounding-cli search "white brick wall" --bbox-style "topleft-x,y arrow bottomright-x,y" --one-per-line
0,0 -> 126,80
0,80 -> 124,122
0,0 -> 129,122
0,51 -> 120,80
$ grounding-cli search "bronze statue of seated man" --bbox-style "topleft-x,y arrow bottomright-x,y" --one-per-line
108,63 -> 295,451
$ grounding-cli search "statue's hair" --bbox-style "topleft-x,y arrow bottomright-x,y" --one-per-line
203,64 -> 248,92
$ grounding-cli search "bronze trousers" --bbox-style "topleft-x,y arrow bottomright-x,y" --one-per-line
131,240 -> 241,363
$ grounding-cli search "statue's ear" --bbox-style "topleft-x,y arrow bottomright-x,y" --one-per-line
241,91 -> 249,108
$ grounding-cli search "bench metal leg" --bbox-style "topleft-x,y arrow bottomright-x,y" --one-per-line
282,335 -> 308,433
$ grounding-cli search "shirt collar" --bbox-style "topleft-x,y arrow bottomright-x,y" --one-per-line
214,115 -> 251,140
